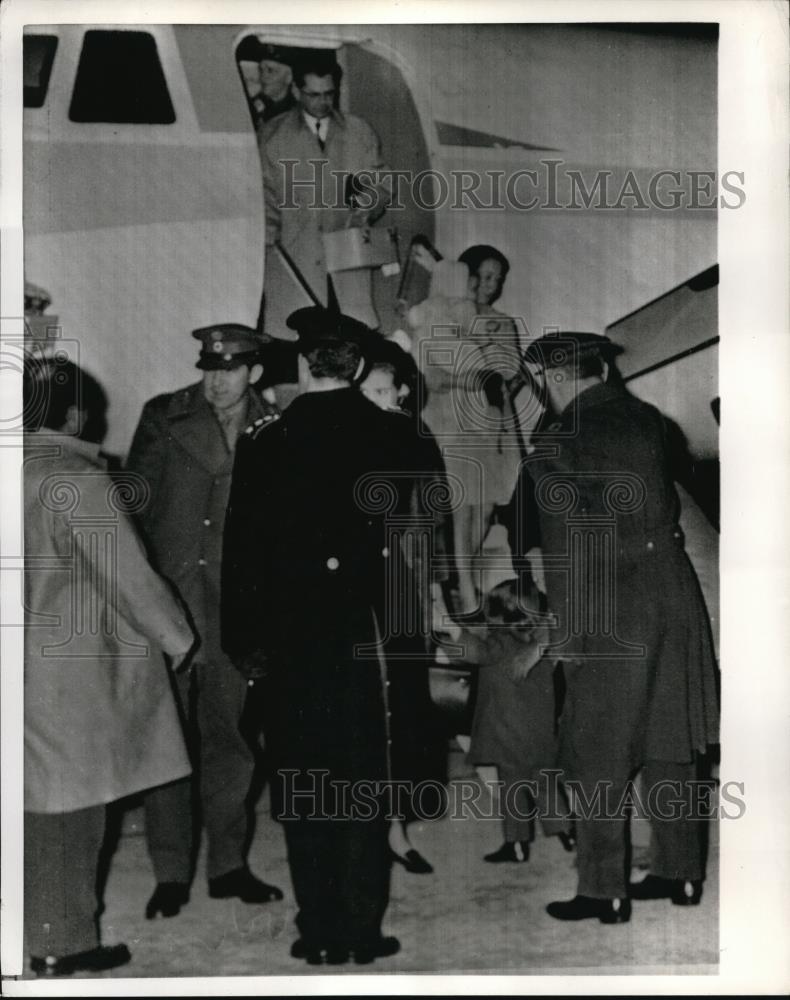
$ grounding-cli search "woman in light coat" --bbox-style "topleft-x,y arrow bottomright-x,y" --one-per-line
405,244 -> 523,616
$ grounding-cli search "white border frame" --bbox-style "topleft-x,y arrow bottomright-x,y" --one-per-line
2,0 -> 788,994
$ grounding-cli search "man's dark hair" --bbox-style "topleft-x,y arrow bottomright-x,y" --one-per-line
23,356 -> 108,441
293,54 -> 343,90
303,341 -> 361,381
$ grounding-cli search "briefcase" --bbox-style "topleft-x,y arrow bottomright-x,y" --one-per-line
322,226 -> 397,272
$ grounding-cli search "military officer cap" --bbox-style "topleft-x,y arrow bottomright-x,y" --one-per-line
259,42 -> 291,65
286,306 -> 373,353
192,323 -> 271,370
523,331 -> 622,370
236,36 -> 291,66
24,280 -> 52,314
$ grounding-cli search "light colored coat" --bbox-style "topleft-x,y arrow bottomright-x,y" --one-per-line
24,433 -> 193,814
260,106 -> 383,317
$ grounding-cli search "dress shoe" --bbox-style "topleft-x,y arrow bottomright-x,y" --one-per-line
208,866 -> 283,903
352,936 -> 401,965
290,938 -> 321,965
145,882 -> 189,919
31,943 -> 131,977
290,939 -> 349,965
629,874 -> 703,906
557,830 -> 577,852
484,840 -> 530,863
546,894 -> 631,924
389,847 -> 434,874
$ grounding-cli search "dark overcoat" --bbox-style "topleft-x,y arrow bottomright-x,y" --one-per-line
222,388 -> 422,816
465,583 -> 557,778
126,381 -> 272,666
526,382 -> 719,780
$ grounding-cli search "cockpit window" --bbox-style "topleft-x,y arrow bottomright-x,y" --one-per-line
69,30 -> 175,124
23,34 -> 58,108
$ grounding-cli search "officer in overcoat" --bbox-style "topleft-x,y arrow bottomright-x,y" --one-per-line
126,324 -> 283,918
517,332 -> 719,923
222,307 -> 419,965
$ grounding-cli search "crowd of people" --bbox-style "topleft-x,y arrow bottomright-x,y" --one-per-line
20,43 -> 720,978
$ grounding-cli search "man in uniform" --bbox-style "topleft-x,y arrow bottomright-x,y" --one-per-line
126,324 -> 283,919
518,332 -> 719,923
237,38 -> 297,132
222,308 -> 417,965
259,52 -> 388,328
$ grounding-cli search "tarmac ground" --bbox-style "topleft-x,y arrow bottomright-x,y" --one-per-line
17,745 -> 719,983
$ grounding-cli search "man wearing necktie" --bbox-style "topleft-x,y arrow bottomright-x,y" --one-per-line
259,52 -> 388,329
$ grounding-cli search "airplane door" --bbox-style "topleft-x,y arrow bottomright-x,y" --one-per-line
342,43 -> 435,335
237,32 -> 435,339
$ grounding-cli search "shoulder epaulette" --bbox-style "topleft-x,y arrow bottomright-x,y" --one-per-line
164,383 -> 202,422
244,411 -> 281,439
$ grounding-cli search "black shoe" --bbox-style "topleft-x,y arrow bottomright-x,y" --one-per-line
290,939 -> 349,965
557,830 -> 577,853
145,882 -> 189,919
390,847 -> 434,874
484,840 -> 530,863
208,867 -> 283,904
31,943 -> 131,977
289,938 -> 323,965
324,946 -> 350,965
546,894 -> 631,924
352,936 -> 401,965
629,874 -> 703,906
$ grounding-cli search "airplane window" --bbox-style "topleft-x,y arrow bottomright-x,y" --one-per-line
23,34 -> 58,108
69,30 -> 175,124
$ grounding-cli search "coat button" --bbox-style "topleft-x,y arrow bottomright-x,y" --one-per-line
326,557 -> 340,571
198,558 -> 207,566
203,518 -> 211,526
646,541 -> 655,551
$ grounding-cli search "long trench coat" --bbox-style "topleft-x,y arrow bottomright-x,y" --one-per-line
24,433 -> 193,814
126,381 -> 272,667
221,388 -> 423,818
526,381 -> 719,780
260,107 -> 384,322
